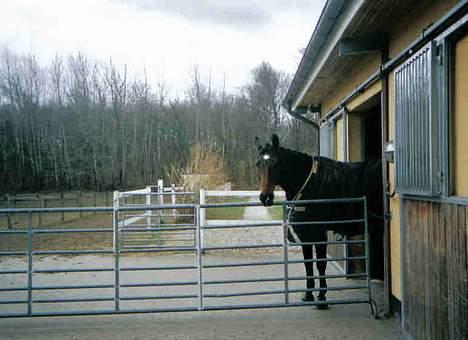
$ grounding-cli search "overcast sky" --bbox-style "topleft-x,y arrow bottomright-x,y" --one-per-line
0,0 -> 326,95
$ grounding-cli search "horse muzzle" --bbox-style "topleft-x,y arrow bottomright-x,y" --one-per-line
260,192 -> 274,207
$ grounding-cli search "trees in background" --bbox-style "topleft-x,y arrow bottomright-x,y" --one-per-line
0,48 -> 317,192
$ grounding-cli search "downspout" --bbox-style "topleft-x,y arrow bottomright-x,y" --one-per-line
287,102 -> 320,155
342,107 -> 348,162
380,48 -> 392,317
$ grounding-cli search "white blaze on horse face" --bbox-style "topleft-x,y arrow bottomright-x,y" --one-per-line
263,154 -> 270,161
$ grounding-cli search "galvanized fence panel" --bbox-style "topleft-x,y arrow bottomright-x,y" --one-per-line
116,184 -> 197,250
0,198 -> 372,318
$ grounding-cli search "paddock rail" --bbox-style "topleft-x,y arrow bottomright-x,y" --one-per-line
0,197 -> 372,318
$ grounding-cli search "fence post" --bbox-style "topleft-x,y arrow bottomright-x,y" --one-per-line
113,191 -> 119,249
199,188 -> 206,249
196,204 -> 204,311
344,236 -> 350,275
171,184 -> 176,218
6,194 -> 12,229
145,186 -> 152,229
157,179 -> 163,223
94,192 -> 97,214
157,179 -> 164,203
27,211 -> 33,315
157,180 -> 163,245
78,191 -> 82,218
60,192 -> 64,222
282,205 -> 289,305
112,191 -> 120,311
38,194 -> 42,227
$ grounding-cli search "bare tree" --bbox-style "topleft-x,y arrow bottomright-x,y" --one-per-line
0,51 -> 317,192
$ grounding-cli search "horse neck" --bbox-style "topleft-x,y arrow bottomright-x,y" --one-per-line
276,148 -> 314,199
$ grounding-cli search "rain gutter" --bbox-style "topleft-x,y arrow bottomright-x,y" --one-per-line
284,0 -> 364,112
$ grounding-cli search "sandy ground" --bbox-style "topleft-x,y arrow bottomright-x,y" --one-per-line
0,199 -> 400,339
203,198 -> 283,249
0,253 -> 401,339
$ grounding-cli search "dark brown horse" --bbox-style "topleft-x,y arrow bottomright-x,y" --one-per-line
255,134 -> 382,309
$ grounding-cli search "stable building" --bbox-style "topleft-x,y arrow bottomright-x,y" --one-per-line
284,1 -> 467,339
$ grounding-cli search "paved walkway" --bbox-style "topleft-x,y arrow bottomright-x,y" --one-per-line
0,306 -> 401,340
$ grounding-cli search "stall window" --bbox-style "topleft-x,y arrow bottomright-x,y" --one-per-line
394,42 -> 441,196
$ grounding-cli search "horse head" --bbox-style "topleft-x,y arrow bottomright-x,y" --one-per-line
255,134 -> 280,207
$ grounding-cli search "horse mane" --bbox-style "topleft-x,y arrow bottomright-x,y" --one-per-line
275,147 -> 315,198
279,147 -> 314,164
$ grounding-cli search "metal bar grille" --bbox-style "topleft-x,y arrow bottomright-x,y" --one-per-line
395,42 -> 437,195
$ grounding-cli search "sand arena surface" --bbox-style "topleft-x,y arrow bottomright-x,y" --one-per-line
0,253 -> 400,339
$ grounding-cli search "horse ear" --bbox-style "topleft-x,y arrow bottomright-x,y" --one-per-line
254,136 -> 262,150
271,134 -> 279,150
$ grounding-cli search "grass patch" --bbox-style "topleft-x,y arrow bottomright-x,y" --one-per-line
0,212 -> 113,252
268,206 -> 283,220
205,197 -> 248,220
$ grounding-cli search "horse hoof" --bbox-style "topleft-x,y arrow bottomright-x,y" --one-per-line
302,292 -> 315,302
315,303 -> 329,310
315,296 -> 329,310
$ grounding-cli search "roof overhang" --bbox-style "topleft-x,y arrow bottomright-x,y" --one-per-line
284,0 -> 440,115
284,0 -> 364,112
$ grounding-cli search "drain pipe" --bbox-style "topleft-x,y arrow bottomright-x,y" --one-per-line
286,102 -> 320,129
380,47 -> 392,318
286,102 -> 320,154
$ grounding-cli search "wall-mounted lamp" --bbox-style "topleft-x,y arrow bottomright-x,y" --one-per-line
385,140 -> 394,163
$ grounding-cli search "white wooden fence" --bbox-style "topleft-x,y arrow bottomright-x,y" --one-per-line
114,180 -> 196,249
199,189 -> 285,227
114,182 -> 287,250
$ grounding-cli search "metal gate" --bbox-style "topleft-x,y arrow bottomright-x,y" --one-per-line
116,185 -> 197,250
0,197 -> 372,318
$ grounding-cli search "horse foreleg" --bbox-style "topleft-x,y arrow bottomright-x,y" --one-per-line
315,243 -> 329,310
301,245 -> 315,302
